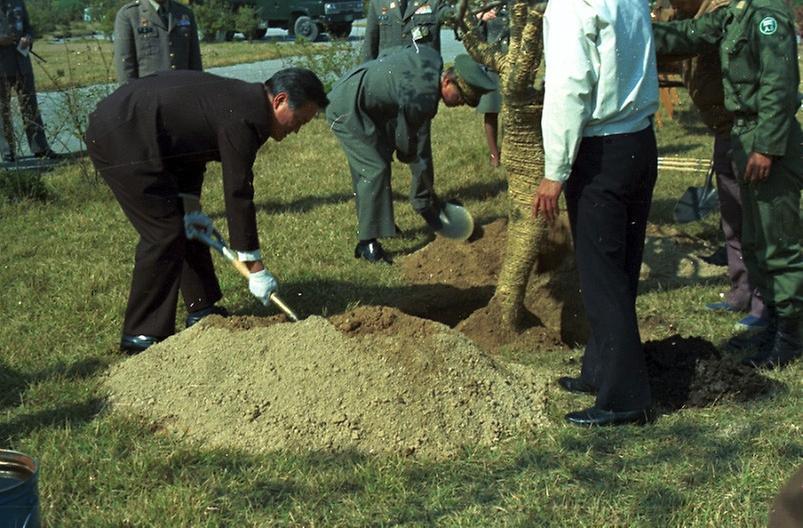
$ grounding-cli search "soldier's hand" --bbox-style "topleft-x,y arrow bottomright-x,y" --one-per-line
743,152 -> 773,183
18,36 -> 31,50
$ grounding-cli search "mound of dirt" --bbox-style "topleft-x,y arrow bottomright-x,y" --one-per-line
645,335 -> 776,410
105,308 -> 549,459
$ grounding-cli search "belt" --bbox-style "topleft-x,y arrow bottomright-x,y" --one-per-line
733,115 -> 757,127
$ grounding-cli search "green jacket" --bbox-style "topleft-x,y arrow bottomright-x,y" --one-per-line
327,45 -> 443,162
653,0 -> 799,156
362,0 -> 453,62
114,0 -> 202,84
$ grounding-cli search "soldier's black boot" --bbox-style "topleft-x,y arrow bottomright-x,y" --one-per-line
354,239 -> 392,263
742,317 -> 801,369
418,203 -> 443,231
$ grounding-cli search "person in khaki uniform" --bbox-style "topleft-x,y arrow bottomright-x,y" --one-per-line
654,0 -> 802,368
0,0 -> 53,162
361,0 -> 454,232
114,0 -> 202,84
326,46 -> 494,263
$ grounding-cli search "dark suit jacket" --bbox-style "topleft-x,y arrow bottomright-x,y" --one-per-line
86,70 -> 272,251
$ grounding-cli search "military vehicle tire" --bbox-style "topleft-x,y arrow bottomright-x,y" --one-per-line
293,15 -> 319,41
329,22 -> 352,39
250,28 -> 267,40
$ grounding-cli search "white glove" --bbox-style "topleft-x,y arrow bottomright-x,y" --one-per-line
248,269 -> 278,306
184,211 -> 214,241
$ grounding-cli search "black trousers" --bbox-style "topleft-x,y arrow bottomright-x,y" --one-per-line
0,67 -> 50,157
565,125 -> 657,412
91,156 -> 223,338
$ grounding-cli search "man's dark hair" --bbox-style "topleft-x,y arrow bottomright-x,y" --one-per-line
265,68 -> 329,109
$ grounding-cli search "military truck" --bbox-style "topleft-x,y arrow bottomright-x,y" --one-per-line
232,0 -> 364,41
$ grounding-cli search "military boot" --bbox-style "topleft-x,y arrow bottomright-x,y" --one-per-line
741,317 -> 801,369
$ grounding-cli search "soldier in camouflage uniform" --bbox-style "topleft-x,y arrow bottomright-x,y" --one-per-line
362,0 -> 454,230
654,0 -> 802,367
114,0 -> 202,84
0,0 -> 52,161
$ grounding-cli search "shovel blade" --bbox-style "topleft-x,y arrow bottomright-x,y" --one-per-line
673,186 -> 719,224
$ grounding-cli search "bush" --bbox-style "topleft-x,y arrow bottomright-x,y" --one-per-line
193,0 -> 234,42
283,39 -> 360,92
234,5 -> 259,41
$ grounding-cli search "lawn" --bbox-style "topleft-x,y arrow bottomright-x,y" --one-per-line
0,84 -> 801,525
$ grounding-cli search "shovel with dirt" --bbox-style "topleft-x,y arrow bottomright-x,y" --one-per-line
673,162 -> 719,224
180,194 -> 300,322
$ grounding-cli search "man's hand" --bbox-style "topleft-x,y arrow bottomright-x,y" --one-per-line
248,269 -> 278,306
532,178 -> 564,225
743,152 -> 773,183
18,36 -> 31,50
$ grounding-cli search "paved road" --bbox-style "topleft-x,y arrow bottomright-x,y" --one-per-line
18,23 -> 467,156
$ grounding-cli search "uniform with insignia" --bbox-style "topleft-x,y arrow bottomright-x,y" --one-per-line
655,0 -> 802,365
326,46 -> 493,255
114,0 -> 202,84
361,0 -> 454,223
0,0 -> 51,161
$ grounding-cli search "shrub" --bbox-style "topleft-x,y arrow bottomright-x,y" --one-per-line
193,0 -> 234,42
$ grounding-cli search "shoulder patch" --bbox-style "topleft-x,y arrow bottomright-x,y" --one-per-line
759,16 -> 777,35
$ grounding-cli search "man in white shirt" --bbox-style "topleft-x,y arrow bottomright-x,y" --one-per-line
533,0 -> 659,426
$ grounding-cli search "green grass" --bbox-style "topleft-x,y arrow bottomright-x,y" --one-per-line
1,93 -> 801,526
31,39 -> 318,91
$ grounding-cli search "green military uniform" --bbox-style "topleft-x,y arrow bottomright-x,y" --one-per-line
114,0 -> 202,84
362,0 -> 454,217
654,0 -> 802,323
327,46 -> 493,242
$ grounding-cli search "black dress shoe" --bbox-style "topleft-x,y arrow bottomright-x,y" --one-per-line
742,318 -> 801,369
354,239 -> 392,263
33,149 -> 60,160
565,406 -> 655,427
557,376 -> 596,395
185,305 -> 229,328
418,204 -> 443,230
120,334 -> 162,355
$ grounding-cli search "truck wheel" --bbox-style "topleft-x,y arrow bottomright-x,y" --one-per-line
293,16 -> 319,42
250,28 -> 267,40
328,22 -> 352,39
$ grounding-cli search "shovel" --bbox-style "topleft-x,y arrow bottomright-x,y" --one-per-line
673,162 -> 719,224
180,194 -> 300,322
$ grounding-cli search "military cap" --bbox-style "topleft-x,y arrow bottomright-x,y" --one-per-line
453,54 -> 497,107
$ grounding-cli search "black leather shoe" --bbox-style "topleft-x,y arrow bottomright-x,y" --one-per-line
354,239 -> 392,263
565,406 -> 655,427
185,305 -> 229,328
557,376 -> 596,395
742,318 -> 801,369
33,149 -> 60,160
120,334 -> 162,355
418,205 -> 443,231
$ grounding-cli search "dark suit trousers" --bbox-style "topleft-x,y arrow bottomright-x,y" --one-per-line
93,159 -> 223,338
566,126 -> 657,412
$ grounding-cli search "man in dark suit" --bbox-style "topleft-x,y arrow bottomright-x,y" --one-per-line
327,46 -> 494,262
0,0 -> 53,162
114,0 -> 202,84
86,68 -> 328,354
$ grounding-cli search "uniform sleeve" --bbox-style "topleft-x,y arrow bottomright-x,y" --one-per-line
218,123 -> 261,252
541,0 -> 597,183
188,10 -> 203,71
362,1 -> 379,62
752,8 -> 797,156
394,88 -> 439,162
114,9 -> 138,83
652,8 -> 727,56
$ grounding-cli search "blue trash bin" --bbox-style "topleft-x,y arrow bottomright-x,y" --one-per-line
0,450 -> 40,528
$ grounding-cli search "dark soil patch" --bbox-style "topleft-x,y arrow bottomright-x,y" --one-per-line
645,334 -> 777,410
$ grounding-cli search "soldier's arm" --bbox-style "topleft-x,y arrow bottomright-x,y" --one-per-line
361,1 -> 379,62
394,93 -> 439,162
752,8 -> 797,156
188,11 -> 203,71
652,7 -> 727,56
114,9 -> 138,83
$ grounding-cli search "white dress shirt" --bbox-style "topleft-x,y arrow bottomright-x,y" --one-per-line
541,0 -> 659,182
